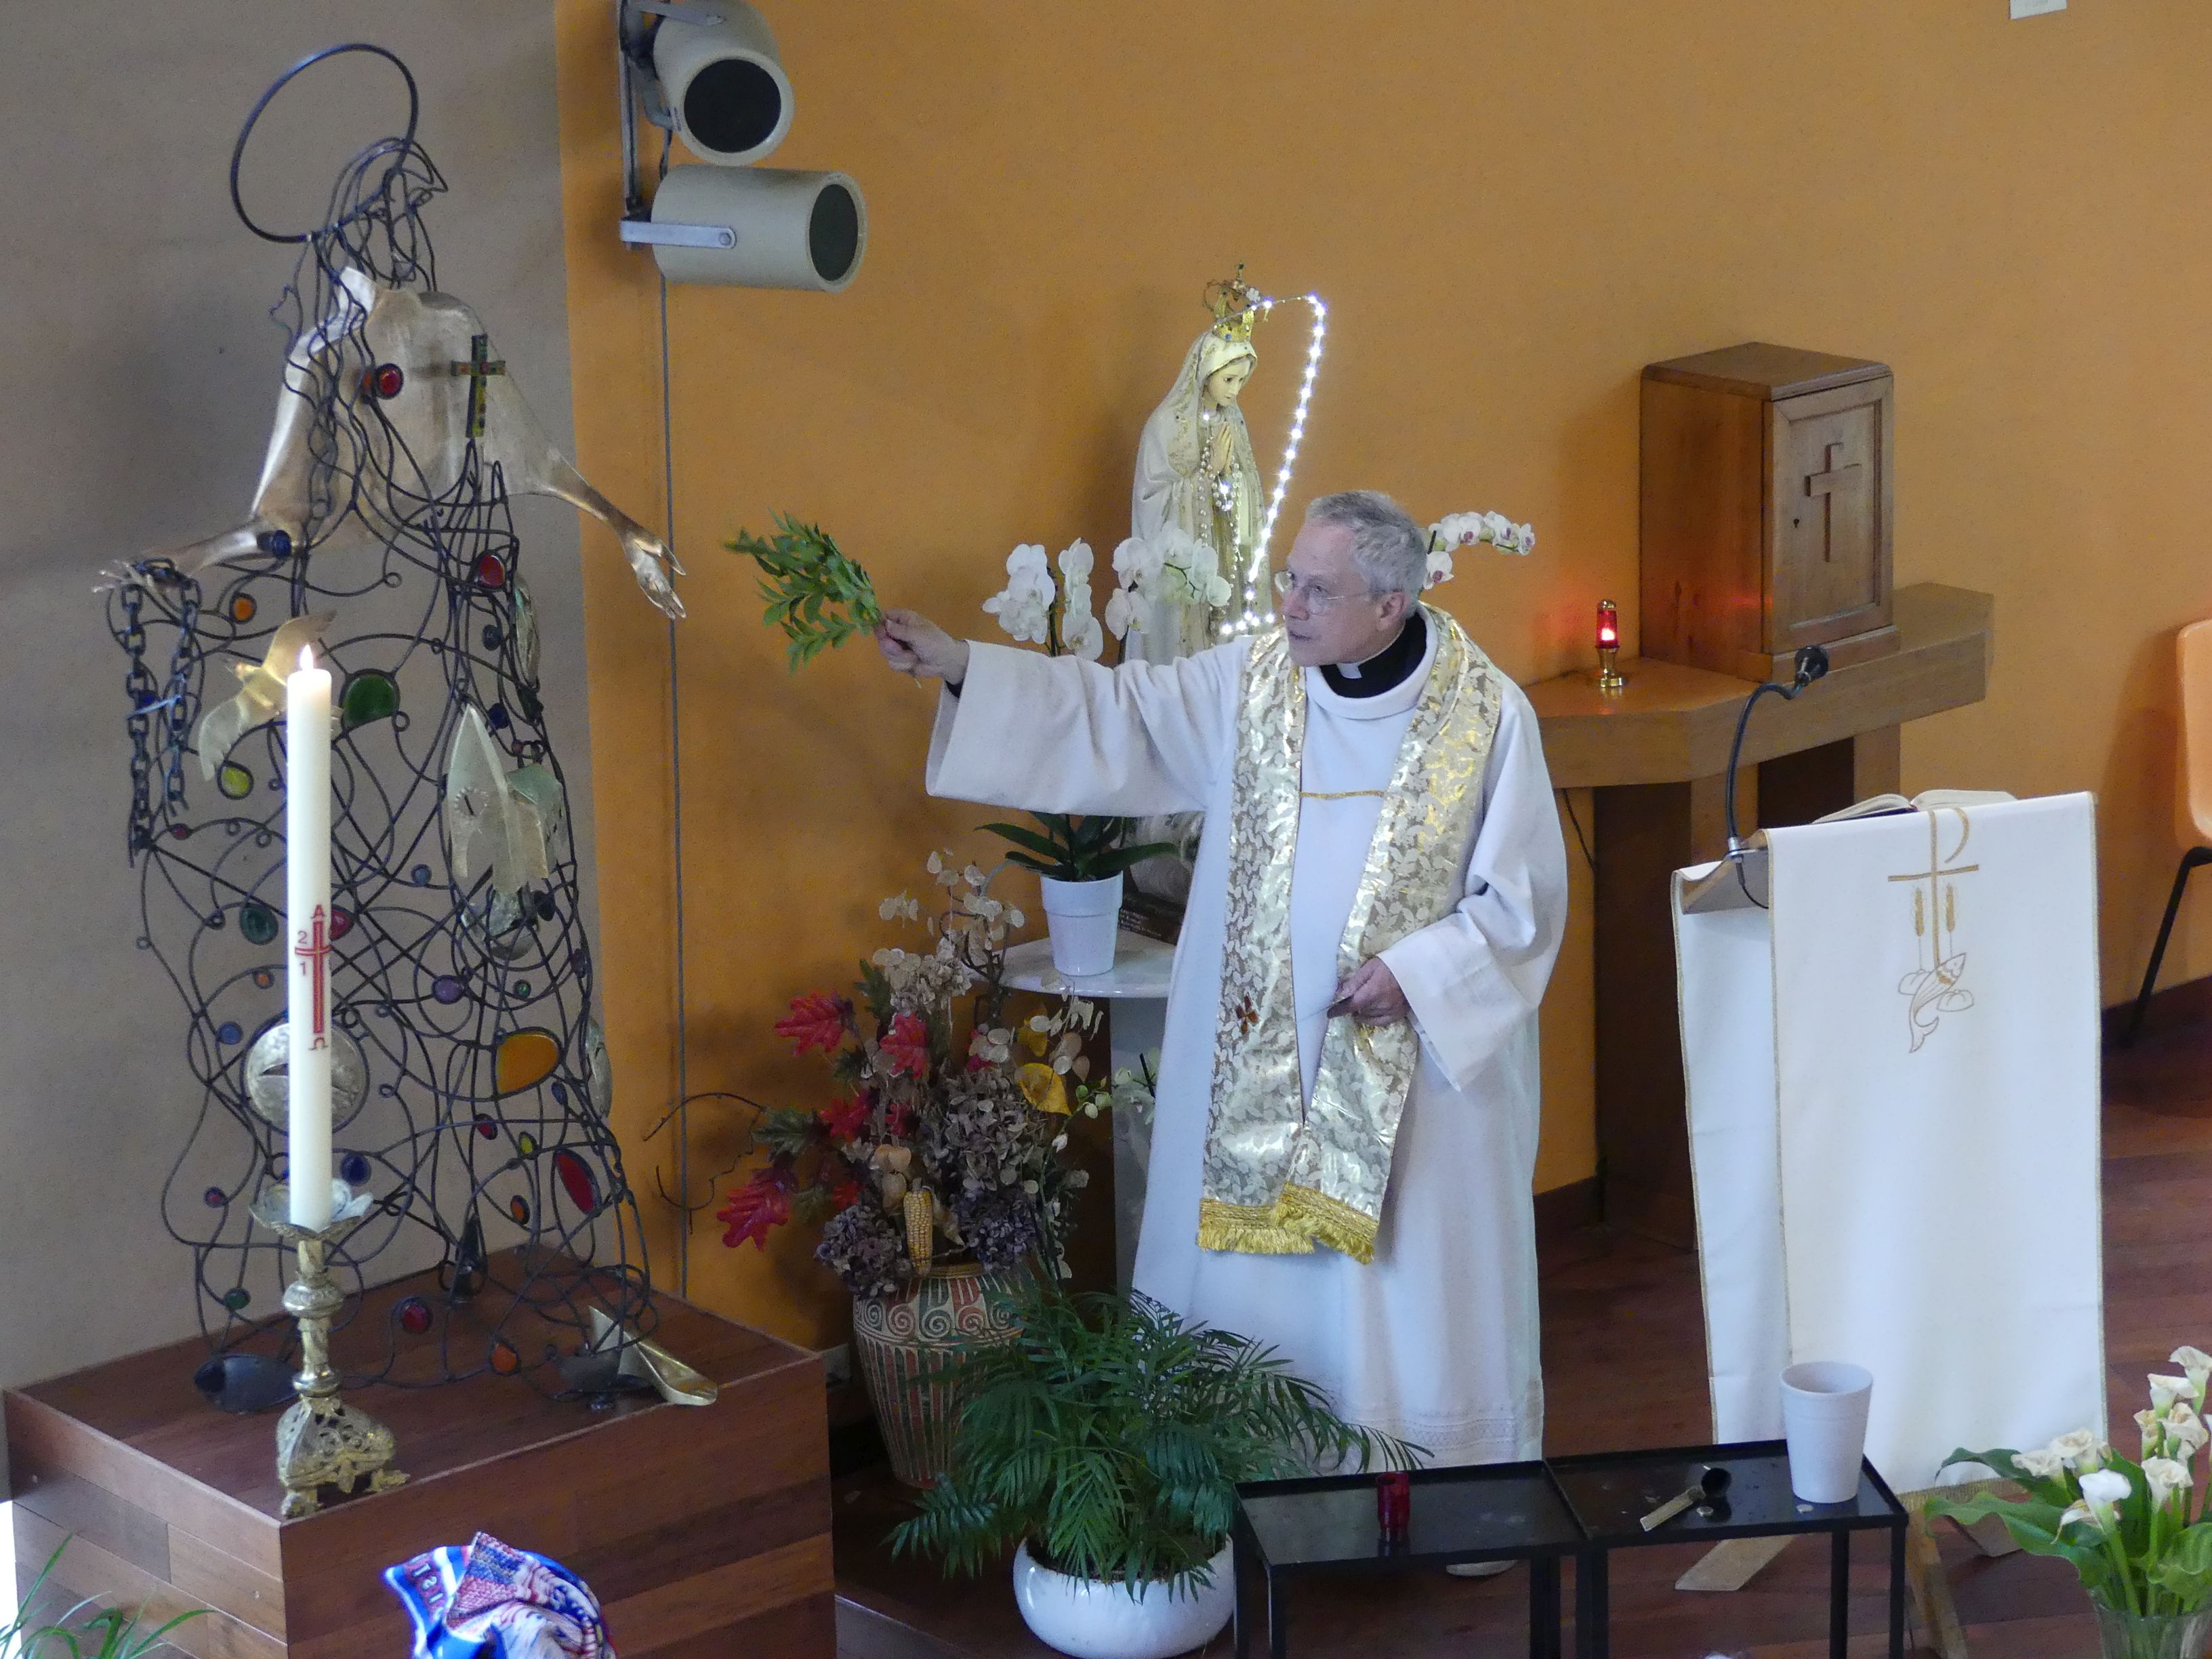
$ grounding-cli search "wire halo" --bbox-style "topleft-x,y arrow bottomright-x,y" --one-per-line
230,43 -> 422,245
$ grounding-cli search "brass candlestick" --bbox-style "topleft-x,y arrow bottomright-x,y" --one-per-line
250,1183 -> 407,1518
1595,598 -> 1627,694
1597,641 -> 1626,693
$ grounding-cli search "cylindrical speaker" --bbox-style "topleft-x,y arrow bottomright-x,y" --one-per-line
652,1 -> 793,165
649,165 -> 866,291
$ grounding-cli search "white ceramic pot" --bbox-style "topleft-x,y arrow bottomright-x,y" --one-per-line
1038,873 -> 1123,977
1010,1541 -> 1233,1659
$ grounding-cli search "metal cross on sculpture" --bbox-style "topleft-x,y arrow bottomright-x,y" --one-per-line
450,333 -> 506,441
293,904 -> 331,1048
1803,441 -> 1864,563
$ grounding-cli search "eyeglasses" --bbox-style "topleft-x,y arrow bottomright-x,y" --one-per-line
1272,571 -> 1378,612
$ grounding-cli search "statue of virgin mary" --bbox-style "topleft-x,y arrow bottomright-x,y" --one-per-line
1129,309 -> 1263,659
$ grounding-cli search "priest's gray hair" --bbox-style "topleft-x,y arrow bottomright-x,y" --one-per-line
1304,491 -> 1429,596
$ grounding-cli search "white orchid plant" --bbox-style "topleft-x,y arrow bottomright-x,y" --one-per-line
1099,527 -> 1233,646
1424,510 -> 1536,590
1932,1347 -> 2212,1619
980,538 -> 1172,882
985,540 -> 1106,661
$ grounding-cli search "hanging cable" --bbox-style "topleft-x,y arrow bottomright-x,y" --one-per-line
1720,645 -> 1832,906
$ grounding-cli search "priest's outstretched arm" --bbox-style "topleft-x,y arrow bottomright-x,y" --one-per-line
1372,688 -> 1570,1088
877,608 -> 1243,817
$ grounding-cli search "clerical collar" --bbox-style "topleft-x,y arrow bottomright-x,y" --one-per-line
1321,610 -> 1426,699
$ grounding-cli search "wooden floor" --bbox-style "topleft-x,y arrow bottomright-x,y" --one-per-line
832,1015 -> 2212,1658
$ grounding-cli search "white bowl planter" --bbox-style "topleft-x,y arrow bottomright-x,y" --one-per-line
1010,1541 -> 1233,1659
1038,873 -> 1123,977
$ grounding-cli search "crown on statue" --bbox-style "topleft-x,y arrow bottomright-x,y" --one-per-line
1204,264 -> 1269,345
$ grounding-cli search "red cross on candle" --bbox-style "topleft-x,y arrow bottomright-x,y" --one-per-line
293,904 -> 331,1050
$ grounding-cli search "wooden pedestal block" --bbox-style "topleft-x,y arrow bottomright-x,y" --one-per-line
5,1255 -> 833,1659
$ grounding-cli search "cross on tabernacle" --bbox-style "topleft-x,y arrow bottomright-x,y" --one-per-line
449,333 -> 506,441
1803,441 -> 1864,563
293,904 -> 331,1049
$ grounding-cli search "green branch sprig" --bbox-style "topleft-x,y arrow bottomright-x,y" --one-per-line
727,514 -> 882,672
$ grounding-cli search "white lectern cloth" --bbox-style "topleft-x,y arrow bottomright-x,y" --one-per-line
1674,794 -> 2104,1490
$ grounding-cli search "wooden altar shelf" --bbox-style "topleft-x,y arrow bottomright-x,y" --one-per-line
5,1253 -> 834,1659
1527,583 -> 1991,790
1527,581 -> 1994,1246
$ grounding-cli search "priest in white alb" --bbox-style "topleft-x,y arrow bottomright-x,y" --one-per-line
876,490 -> 1568,1468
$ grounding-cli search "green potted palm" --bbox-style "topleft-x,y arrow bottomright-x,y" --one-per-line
891,1287 -> 1418,1659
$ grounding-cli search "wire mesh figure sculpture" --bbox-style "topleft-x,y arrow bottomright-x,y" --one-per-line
104,46 -> 682,1393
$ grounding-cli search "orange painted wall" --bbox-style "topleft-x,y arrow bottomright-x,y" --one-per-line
557,1 -> 2212,1349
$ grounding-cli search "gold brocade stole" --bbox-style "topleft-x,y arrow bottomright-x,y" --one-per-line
1197,607 -> 1503,1263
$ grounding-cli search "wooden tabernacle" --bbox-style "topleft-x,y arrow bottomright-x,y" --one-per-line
5,1252 -> 833,1659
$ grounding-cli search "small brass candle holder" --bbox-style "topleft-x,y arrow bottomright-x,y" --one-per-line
249,1182 -> 408,1518
1595,598 -> 1627,695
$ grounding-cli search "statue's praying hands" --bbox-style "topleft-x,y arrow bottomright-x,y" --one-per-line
106,266 -> 684,619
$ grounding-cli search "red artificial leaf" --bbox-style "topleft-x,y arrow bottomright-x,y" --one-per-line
776,993 -> 852,1056
881,1012 -> 931,1080
821,1094 -> 869,1142
829,1179 -> 863,1213
716,1166 -> 794,1250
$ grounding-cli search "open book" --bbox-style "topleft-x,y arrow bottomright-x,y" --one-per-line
1814,787 -> 2015,823
1680,789 -> 2020,914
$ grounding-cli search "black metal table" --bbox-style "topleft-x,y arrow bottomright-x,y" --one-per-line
1232,1440 -> 1908,1659
1549,1441 -> 1908,1659
1231,1459 -> 1584,1659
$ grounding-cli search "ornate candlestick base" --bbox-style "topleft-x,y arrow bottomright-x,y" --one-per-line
1596,642 -> 1627,694
250,1183 -> 407,1518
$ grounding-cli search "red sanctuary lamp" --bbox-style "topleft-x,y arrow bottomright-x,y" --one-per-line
1595,598 -> 1626,694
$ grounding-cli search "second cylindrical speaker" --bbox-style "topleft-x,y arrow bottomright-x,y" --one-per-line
649,164 -> 866,291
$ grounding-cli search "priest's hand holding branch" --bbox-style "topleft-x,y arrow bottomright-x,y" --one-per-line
876,609 -> 971,685
1334,956 -> 1410,1026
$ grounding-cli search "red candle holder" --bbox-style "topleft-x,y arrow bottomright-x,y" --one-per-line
1595,598 -> 1626,693
1376,1469 -> 1411,1540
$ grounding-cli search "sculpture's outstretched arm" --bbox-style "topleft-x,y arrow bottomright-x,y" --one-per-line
529,449 -> 686,622
481,375 -> 684,621
97,400 -> 310,595
98,283 -> 353,596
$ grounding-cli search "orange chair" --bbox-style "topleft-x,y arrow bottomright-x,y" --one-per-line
2125,620 -> 2212,1044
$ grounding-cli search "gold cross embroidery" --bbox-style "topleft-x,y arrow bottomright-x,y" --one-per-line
1885,809 -> 1980,1052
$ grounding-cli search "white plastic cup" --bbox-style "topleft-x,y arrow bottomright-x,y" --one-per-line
1039,873 -> 1124,977
1781,1361 -> 1874,1504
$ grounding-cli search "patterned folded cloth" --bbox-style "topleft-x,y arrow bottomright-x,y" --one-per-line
384,1532 -> 613,1658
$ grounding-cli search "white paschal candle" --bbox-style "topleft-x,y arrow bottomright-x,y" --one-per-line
285,646 -> 335,1230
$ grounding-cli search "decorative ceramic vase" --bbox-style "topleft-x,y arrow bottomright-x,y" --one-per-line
2091,1603 -> 2212,1659
1039,873 -> 1123,977
1011,1541 -> 1234,1659
851,1263 -> 1023,1487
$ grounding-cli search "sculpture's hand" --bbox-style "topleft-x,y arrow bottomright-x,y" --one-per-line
94,558 -> 181,596
876,609 -> 971,684
619,525 -> 687,621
